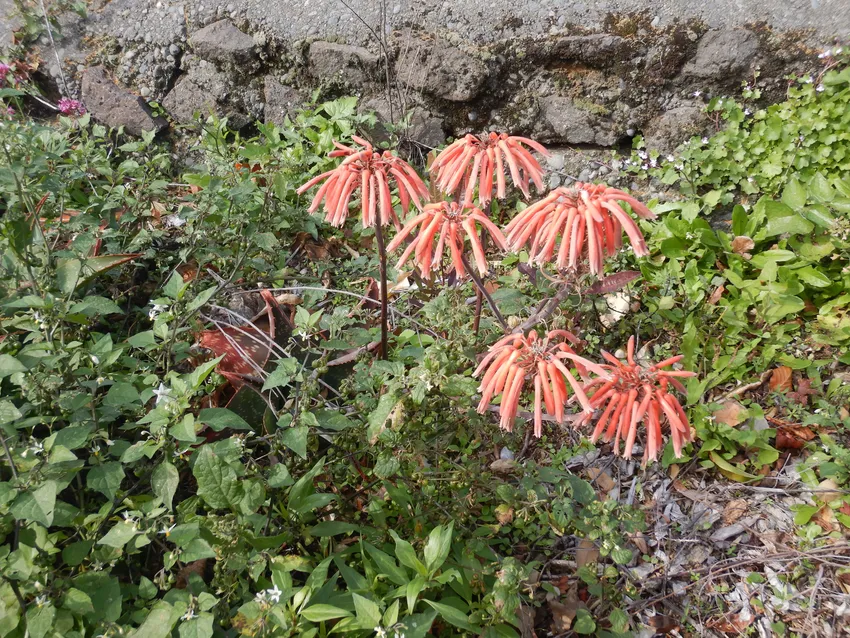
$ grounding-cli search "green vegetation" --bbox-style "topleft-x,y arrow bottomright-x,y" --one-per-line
1,51 -> 849,638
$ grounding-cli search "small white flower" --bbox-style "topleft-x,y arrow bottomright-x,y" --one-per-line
254,590 -> 268,604
666,155 -> 675,162
153,383 -> 172,406
804,76 -> 813,83
836,47 -> 843,54
642,163 -> 649,170
814,408 -> 822,414
181,609 -> 197,621
96,376 -> 105,384
374,627 -> 388,638
747,177 -> 755,183
675,163 -> 684,170
701,137 -> 709,144
33,311 -> 41,322
638,150 -> 647,159
90,355 -> 100,365
160,524 -> 176,537
744,108 -> 751,115
818,49 -> 831,58
266,585 -> 282,604
692,90 -> 702,97
649,158 -> 657,168
717,99 -> 723,106
105,439 -> 114,446
816,84 -> 825,92
34,594 -> 49,607
122,511 -> 136,522
148,303 -> 167,320
165,215 -> 186,228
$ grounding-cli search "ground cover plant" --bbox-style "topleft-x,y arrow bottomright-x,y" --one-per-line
1,45 -> 850,638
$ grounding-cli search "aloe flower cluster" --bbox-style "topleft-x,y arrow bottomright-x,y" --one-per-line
430,132 -> 549,205
387,201 -> 507,278
505,183 -> 656,275
581,336 -> 696,462
472,330 -> 608,437
296,135 -> 428,228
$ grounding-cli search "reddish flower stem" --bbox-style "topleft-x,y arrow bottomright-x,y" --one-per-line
460,253 -> 508,331
373,218 -> 389,360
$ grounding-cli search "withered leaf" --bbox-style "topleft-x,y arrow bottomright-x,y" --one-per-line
731,235 -> 755,255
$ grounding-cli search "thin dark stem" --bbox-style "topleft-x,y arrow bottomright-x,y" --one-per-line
459,254 -> 508,331
1,434 -> 18,480
472,228 -> 488,337
515,282 -> 572,334
374,221 -> 389,360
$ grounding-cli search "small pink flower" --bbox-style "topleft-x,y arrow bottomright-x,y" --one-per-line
58,97 -> 86,116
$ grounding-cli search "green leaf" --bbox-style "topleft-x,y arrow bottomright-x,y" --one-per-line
267,463 -> 293,488
574,608 -> 596,634
400,610 -> 438,638
128,600 -> 179,638
262,357 -> 299,391
197,408 -> 251,432
69,296 -> 124,316
63,540 -> 95,566
423,522 -> 453,574
796,266 -> 832,288
793,504 -> 820,525
764,214 -> 814,238
367,392 -> 400,443
152,462 -> 179,510
0,354 -> 26,378
87,462 -> 125,500
301,604 -> 353,622
314,409 -> 356,431
309,521 -> 358,536
281,425 -> 308,459
181,538 -> 217,562
364,543 -> 409,586
163,272 -> 187,300
423,600 -> 476,631
193,446 -> 242,510
55,258 -> 83,294
609,607 -> 629,633
127,330 -> 157,348
406,575 -> 427,612
169,414 -> 198,443
390,530 -> 428,576
104,382 -> 141,407
62,588 -> 94,615
801,204 -> 835,228
186,286 -> 218,312
10,480 -> 56,526
26,603 -> 56,638
98,521 -> 139,548
781,177 -> 807,209
352,593 -> 382,627
178,615 -> 214,638
52,424 -> 94,450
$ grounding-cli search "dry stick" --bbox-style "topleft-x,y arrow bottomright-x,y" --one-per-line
373,220 -> 389,359
459,253 -> 508,331
514,281 -> 573,334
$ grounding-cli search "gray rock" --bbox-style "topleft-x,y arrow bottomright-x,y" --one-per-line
0,0 -> 23,51
642,103 -> 707,153
162,57 -> 262,128
540,96 -> 620,146
396,38 -> 488,102
191,19 -> 255,65
263,77 -> 305,125
682,28 -> 759,79
308,41 -> 379,86
550,33 -> 629,66
81,66 -> 167,136
359,96 -> 445,148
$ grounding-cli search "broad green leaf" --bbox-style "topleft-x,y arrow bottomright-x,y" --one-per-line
364,543 -> 409,586
367,391 -> 399,443
400,609 -> 438,638
0,354 -> 26,378
104,382 -> 141,407
267,463 -> 293,488
87,462 -> 125,500
128,600 -> 179,638
281,425 -> 308,459
52,424 -> 93,450
574,608 -> 597,634
98,521 -> 139,548
152,462 -> 179,510
186,286 -> 218,312
423,522 -> 453,574
197,408 -> 251,432
406,575 -> 427,612
163,272 -> 187,300
262,357 -> 300,391
193,446 -> 242,510
62,588 -> 94,615
709,451 -> 759,481
352,593 -> 382,627
55,258 -> 83,294
301,604 -> 353,622
69,296 -> 124,316
10,480 -> 56,526
390,530 -> 427,576
169,414 -> 199,443
796,266 -> 832,288
764,215 -> 814,237
26,603 -> 56,638
178,615 -> 214,638
794,504 -> 820,525
781,177 -> 807,209
423,600 -> 476,631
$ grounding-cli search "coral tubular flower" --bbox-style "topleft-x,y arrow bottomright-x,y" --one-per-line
297,135 -> 428,228
473,330 -> 608,437
504,183 -> 657,275
387,201 -> 508,278
430,132 -> 550,206
581,336 -> 696,463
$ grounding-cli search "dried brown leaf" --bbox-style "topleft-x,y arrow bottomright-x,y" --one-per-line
722,499 -> 748,525
576,539 -> 600,568
731,235 -> 755,255
768,366 -> 793,393
585,467 -> 616,493
584,271 -> 641,295
713,400 -> 747,427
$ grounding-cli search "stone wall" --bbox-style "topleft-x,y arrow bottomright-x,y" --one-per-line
4,0 -> 846,155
